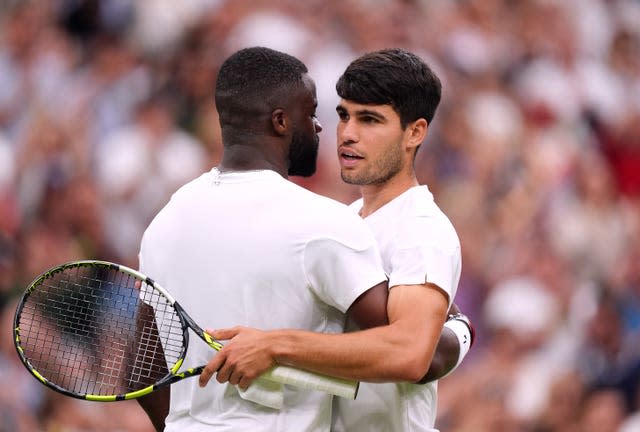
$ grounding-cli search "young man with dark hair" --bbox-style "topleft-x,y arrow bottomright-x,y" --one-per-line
331,47 -> 464,432
204,48 -> 469,432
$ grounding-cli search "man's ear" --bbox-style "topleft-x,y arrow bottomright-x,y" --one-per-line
406,118 -> 428,150
272,109 -> 288,136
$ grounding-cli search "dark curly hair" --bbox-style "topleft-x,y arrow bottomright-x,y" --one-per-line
215,47 -> 308,135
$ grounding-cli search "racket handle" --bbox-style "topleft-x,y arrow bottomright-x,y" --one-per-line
261,365 -> 359,399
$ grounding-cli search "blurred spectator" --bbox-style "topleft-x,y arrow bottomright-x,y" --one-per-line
532,370 -> 584,432
547,149 -> 634,283
597,109 -> 640,200
95,90 -> 208,265
0,300 -> 44,431
576,389 -> 627,432
15,112 -> 88,227
576,289 -> 640,413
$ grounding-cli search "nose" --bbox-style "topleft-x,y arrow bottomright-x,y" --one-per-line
337,118 -> 357,144
314,118 -> 322,133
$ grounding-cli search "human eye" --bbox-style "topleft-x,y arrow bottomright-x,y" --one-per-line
336,107 -> 349,121
361,115 -> 379,124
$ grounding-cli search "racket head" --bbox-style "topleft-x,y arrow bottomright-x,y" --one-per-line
13,260 -> 189,401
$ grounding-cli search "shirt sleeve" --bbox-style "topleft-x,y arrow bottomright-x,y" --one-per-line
387,215 -> 461,306
303,234 -> 387,314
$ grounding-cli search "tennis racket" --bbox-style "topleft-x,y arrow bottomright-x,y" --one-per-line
13,260 -> 359,402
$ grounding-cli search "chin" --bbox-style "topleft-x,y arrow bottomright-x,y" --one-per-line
340,172 -> 358,185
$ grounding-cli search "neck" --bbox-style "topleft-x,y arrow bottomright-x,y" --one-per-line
358,171 -> 418,218
219,143 -> 288,178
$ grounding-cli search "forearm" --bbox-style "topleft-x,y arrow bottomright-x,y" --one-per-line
418,326 -> 459,383
137,387 -> 169,432
272,315 -> 444,382
420,312 -> 475,383
134,303 -> 170,431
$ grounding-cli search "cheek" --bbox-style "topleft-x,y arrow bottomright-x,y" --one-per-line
336,123 -> 346,142
367,131 -> 398,156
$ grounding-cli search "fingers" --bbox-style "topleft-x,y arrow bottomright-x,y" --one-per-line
238,375 -> 253,391
199,353 -> 225,387
198,355 -> 261,390
219,366 -> 244,387
205,326 -> 242,341
199,356 -> 247,389
199,326 -> 268,390
215,363 -> 233,384
199,328 -> 242,388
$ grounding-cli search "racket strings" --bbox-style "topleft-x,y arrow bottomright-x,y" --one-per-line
17,264 -> 185,397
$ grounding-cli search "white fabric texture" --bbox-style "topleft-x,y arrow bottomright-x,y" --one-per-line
139,168 -> 387,431
334,185 -> 462,432
237,379 -> 284,410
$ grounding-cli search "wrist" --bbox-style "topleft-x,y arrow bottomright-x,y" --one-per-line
447,313 -> 475,348
271,329 -> 298,366
442,313 -> 474,375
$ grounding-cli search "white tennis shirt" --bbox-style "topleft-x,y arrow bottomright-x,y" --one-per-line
138,168 -> 387,431
334,185 -> 462,432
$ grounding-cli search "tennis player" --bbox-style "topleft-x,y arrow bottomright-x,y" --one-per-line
137,46 -> 388,432
204,48 -> 466,432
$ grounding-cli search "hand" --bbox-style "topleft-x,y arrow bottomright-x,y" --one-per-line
198,326 -> 277,390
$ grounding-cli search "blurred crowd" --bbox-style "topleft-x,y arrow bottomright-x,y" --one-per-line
1,0 -> 639,431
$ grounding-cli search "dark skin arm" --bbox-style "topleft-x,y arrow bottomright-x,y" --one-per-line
348,283 -> 462,383
135,302 -> 170,432
138,387 -> 169,432
419,303 -> 462,383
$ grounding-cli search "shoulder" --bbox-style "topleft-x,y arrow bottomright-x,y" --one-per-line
402,187 -> 460,250
167,171 -> 211,201
282,185 -> 374,246
286,181 -> 361,219
142,173 -> 209,231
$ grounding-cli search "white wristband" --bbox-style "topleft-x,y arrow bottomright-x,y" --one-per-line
443,317 -> 472,376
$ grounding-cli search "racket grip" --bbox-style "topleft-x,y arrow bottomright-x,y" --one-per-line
261,365 -> 359,399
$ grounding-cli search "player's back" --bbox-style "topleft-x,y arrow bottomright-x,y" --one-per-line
139,168 -> 385,431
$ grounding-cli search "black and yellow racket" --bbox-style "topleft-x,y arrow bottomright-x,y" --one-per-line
13,260 -> 358,402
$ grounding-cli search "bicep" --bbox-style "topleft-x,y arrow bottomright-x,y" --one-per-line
387,283 -> 449,344
347,281 -> 389,329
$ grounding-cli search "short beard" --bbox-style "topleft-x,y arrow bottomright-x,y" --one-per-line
288,130 -> 319,177
341,144 -> 403,186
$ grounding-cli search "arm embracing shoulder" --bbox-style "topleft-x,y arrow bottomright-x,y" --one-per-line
271,281 -> 448,382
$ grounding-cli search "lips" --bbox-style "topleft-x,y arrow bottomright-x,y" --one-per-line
338,148 -> 364,168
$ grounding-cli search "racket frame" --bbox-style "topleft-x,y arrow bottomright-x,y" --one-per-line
14,260 -> 198,401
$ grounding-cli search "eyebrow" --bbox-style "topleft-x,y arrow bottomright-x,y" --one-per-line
336,105 -> 387,121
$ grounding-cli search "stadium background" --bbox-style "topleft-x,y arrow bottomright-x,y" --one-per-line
1,0 -> 639,430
